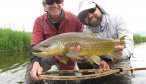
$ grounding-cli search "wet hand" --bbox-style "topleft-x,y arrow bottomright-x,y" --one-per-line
66,45 -> 82,60
54,55 -> 69,64
30,62 -> 43,80
112,45 -> 124,63
72,45 -> 88,61
99,60 -> 110,71
114,45 -> 124,52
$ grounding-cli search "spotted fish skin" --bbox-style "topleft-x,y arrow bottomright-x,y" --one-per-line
32,32 -> 125,64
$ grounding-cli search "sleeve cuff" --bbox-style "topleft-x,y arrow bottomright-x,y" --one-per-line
30,56 -> 41,64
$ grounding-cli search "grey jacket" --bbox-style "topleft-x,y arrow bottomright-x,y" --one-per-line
84,14 -> 134,60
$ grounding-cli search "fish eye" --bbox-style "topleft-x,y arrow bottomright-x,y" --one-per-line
58,42 -> 61,44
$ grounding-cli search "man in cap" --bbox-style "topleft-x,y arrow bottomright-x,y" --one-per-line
77,0 -> 134,84
25,0 -> 83,84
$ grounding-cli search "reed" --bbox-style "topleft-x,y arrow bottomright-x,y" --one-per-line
0,28 -> 31,54
133,34 -> 146,44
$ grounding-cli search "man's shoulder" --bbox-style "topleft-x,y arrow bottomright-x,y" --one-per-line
36,13 -> 47,20
103,14 -> 126,25
106,14 -> 124,21
64,10 -> 78,20
64,10 -> 76,16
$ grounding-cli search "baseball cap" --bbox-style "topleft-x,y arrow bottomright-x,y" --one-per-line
78,0 -> 97,14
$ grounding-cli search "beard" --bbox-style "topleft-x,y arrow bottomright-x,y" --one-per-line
88,15 -> 102,27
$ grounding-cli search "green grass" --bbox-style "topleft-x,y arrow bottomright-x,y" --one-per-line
133,34 -> 146,44
0,28 -> 31,54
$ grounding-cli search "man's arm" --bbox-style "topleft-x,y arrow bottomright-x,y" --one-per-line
114,16 -> 134,60
30,45 -> 41,63
29,18 -> 45,80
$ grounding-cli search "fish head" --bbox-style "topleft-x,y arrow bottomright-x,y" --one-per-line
32,42 -> 66,57
33,43 -> 50,51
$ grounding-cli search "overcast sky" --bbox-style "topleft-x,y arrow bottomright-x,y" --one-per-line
0,0 -> 146,33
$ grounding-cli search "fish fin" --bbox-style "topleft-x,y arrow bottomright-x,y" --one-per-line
120,35 -> 126,48
60,57 -> 69,64
65,47 -> 78,58
88,57 -> 94,64
106,51 -> 123,62
88,56 -> 101,65
120,35 -> 126,41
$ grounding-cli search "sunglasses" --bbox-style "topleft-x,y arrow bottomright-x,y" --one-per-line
46,0 -> 63,5
83,8 -> 96,18
78,7 -> 96,25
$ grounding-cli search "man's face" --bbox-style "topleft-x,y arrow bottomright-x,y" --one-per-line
84,8 -> 102,27
43,0 -> 64,19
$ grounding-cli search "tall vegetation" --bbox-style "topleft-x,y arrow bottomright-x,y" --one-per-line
133,34 -> 146,44
0,28 -> 31,55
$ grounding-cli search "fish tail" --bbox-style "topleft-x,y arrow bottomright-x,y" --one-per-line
120,35 -> 126,48
120,35 -> 126,41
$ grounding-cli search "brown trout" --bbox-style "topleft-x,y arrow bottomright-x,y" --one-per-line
32,32 -> 126,64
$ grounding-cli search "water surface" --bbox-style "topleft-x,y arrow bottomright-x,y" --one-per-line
131,43 -> 146,84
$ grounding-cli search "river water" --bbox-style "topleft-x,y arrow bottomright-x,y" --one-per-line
131,43 -> 146,84
0,43 -> 146,84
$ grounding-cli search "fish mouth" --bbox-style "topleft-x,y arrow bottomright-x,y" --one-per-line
33,49 -> 43,53
32,50 -> 50,57
32,47 -> 47,57
32,49 -> 43,55
32,47 -> 44,53
32,46 -> 47,52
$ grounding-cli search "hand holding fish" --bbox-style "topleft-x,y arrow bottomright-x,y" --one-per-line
76,45 -> 110,70
114,45 -> 124,52
32,32 -> 126,67
100,60 -> 110,70
112,45 -> 124,63
54,55 -> 70,64
99,45 -> 124,70
94,45 -> 125,70
76,44 -> 124,70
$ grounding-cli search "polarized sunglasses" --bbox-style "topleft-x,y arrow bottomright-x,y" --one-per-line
78,7 -> 96,25
46,0 -> 63,5
83,7 -> 96,18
